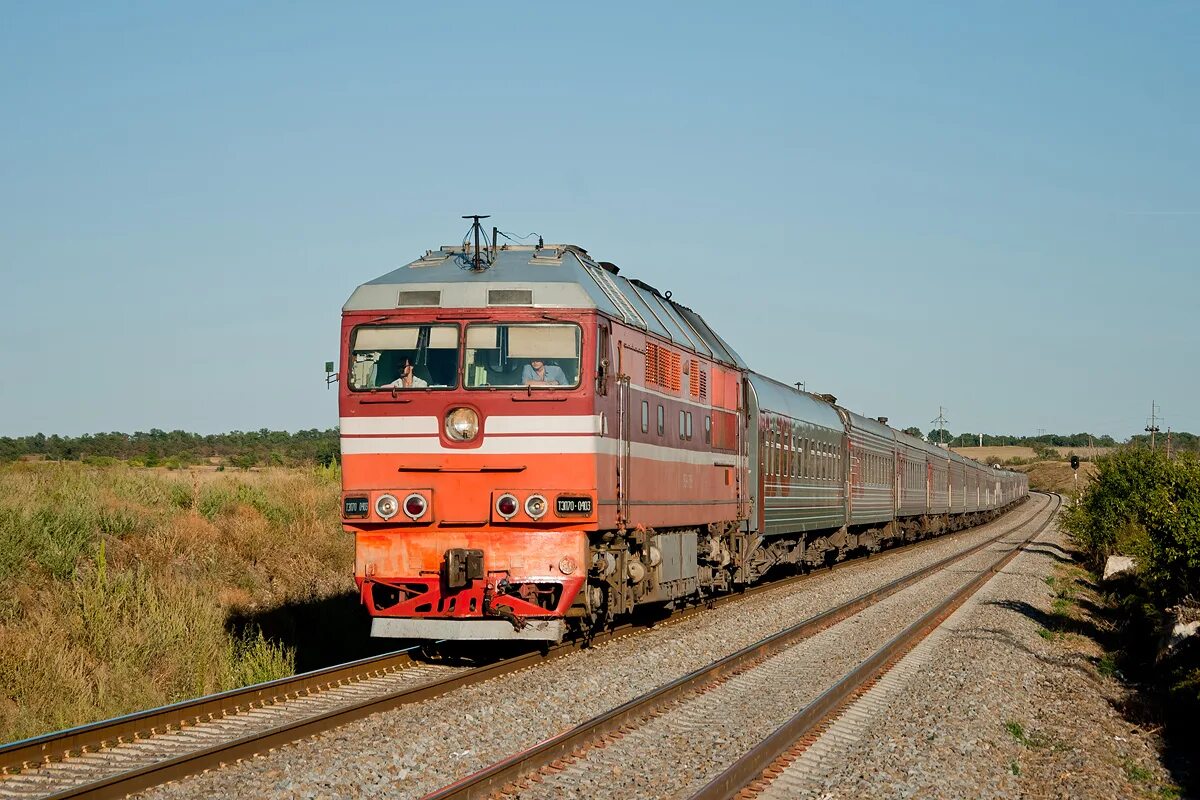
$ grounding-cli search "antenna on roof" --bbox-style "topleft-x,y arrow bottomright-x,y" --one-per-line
461,214 -> 491,271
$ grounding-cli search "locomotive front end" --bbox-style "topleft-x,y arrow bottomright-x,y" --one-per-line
339,243 -> 606,642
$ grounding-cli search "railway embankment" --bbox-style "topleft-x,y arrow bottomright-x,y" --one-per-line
789,515 -> 1188,799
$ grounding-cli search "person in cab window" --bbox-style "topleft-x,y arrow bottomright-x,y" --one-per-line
383,358 -> 428,389
522,359 -> 567,386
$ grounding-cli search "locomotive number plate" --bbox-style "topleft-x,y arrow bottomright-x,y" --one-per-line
343,496 -> 370,518
556,496 -> 593,515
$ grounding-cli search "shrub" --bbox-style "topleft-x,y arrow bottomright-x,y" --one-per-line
229,454 -> 257,470
1063,449 -> 1200,604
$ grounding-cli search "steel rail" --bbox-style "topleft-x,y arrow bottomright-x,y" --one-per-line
418,493 -> 1054,800
689,492 -> 1062,800
0,495 -> 1038,800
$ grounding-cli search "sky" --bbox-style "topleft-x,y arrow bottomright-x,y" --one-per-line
1,2 -> 1196,440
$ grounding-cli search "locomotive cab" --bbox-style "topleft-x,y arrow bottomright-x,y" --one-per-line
338,244 -> 611,642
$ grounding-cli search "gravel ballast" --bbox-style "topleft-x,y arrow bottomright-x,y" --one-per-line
138,498 -> 1050,800
779,512 -> 1180,799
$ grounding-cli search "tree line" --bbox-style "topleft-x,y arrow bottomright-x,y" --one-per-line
916,429 -> 1123,448
2,427 -> 1194,468
0,429 -> 340,468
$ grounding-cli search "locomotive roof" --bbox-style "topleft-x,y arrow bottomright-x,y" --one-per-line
344,243 -> 745,368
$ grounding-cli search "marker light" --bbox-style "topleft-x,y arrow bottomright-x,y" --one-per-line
496,494 -> 518,519
525,494 -> 547,519
375,493 -> 399,520
445,407 -> 480,441
403,493 -> 427,520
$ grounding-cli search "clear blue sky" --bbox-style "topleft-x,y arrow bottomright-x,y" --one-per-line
1,2 -> 1196,440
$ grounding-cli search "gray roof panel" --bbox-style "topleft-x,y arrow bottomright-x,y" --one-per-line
748,372 -> 845,431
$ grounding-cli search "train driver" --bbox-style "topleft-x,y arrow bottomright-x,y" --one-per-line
521,359 -> 567,386
382,358 -> 428,389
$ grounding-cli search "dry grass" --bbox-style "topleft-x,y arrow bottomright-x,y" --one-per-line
952,446 -> 1039,463
0,462 -> 349,743
953,446 -> 1117,465
1014,460 -> 1099,495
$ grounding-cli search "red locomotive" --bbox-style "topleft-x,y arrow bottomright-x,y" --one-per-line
337,221 -> 1027,642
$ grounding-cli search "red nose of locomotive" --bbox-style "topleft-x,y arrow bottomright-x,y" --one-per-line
339,312 -> 597,642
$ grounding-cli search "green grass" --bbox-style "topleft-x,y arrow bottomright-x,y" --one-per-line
1009,760 -> 1021,776
1097,654 -> 1118,678
1123,760 -> 1152,783
1004,720 -> 1050,749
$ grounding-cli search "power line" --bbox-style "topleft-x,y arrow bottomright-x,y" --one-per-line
931,406 -> 948,445
1146,400 -> 1161,450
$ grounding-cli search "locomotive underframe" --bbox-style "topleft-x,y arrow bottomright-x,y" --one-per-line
578,494 -> 1029,632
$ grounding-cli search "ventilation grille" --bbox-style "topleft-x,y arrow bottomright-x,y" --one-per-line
689,359 -> 708,401
645,342 -> 681,391
488,289 -> 533,306
397,290 -> 441,307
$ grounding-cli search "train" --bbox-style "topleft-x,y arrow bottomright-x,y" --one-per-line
336,223 -> 1028,642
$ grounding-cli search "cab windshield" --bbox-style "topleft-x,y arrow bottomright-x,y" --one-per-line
465,323 -> 581,388
349,324 -> 459,390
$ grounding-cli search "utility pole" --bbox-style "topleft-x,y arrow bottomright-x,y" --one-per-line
932,407 -> 949,445
1167,427 -> 1173,459
1145,400 -> 1161,450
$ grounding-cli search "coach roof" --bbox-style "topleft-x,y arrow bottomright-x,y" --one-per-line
344,243 -> 745,368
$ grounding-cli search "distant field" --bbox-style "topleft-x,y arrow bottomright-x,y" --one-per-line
1050,446 -> 1116,458
952,445 -> 1117,463
951,446 -> 1038,463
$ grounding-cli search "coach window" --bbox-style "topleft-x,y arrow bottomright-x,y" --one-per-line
349,324 -> 459,390
705,415 -> 712,444
641,400 -> 649,434
657,404 -> 665,436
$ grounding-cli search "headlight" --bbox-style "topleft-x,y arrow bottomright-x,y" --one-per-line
403,493 -> 427,520
376,493 -> 399,520
496,493 -> 518,519
445,407 -> 479,441
525,494 -> 547,519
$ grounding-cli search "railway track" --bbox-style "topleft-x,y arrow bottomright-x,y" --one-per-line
0,497 -> 1041,800
421,493 -> 1059,800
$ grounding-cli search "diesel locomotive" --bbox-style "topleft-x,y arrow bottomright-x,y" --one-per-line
337,224 -> 1028,642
